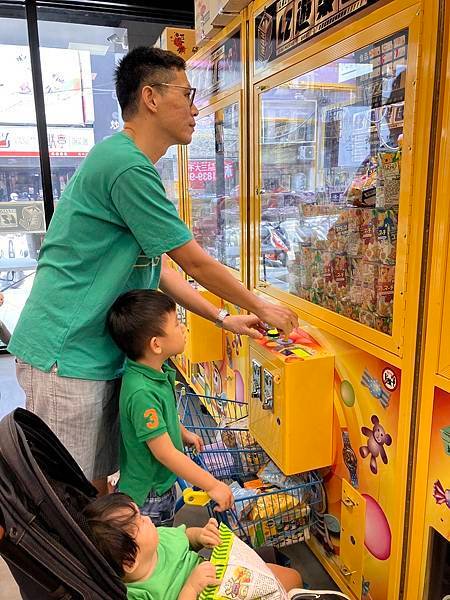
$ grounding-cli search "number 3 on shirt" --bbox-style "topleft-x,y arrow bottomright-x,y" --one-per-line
144,408 -> 159,429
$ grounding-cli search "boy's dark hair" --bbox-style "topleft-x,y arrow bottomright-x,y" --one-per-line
115,46 -> 186,119
83,493 -> 138,578
107,289 -> 176,360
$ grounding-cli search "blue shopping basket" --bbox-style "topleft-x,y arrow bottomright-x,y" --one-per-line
178,388 -> 268,482
177,389 -> 324,549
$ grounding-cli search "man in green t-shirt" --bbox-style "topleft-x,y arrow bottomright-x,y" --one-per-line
9,47 -> 298,494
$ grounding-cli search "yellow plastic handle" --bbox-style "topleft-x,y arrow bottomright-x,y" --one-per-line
183,488 -> 210,507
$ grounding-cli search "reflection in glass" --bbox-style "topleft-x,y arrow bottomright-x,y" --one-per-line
259,31 -> 408,335
188,103 -> 241,271
0,9 -> 44,342
156,145 -> 180,211
37,15 -> 127,206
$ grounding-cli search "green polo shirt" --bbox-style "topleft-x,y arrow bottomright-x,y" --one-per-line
8,132 -> 192,380
126,525 -> 201,600
118,359 -> 183,506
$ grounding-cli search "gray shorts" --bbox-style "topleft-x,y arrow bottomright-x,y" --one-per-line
15,359 -> 120,481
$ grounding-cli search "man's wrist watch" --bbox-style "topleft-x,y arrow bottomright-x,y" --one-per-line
215,308 -> 230,328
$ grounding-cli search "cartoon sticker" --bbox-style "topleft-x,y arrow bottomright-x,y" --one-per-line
361,368 -> 390,408
360,415 -> 392,474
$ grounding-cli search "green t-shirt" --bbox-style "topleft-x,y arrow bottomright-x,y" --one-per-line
8,132 -> 192,380
126,525 -> 201,600
118,359 -> 184,505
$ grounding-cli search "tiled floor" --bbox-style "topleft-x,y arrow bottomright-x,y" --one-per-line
0,354 -> 25,420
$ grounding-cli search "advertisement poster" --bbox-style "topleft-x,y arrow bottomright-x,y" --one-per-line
0,45 -> 94,125
254,0 -> 381,72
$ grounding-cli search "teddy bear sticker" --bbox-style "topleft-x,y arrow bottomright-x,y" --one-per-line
359,415 -> 392,474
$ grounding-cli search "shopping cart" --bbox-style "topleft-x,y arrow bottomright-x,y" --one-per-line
177,389 -> 324,550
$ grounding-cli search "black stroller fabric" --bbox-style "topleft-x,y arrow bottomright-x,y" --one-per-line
0,408 -> 127,599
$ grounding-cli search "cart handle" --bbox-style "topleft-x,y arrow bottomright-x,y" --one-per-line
182,488 -> 210,507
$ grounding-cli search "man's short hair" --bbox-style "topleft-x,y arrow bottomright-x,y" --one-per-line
107,289 -> 176,360
83,493 -> 138,578
115,46 -> 186,119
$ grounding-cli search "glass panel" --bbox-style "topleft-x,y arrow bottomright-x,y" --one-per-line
0,6 -> 45,344
259,30 -> 408,335
156,145 -> 181,211
37,14 -> 129,207
188,102 -> 241,271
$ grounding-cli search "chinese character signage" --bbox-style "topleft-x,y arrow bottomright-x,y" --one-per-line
255,0 -> 381,71
188,159 -> 234,189
0,201 -> 45,233
188,29 -> 241,109
0,126 -> 95,157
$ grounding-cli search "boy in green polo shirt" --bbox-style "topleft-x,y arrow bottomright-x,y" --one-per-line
107,289 -> 233,526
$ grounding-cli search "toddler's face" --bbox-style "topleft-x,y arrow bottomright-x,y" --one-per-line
132,509 -> 159,559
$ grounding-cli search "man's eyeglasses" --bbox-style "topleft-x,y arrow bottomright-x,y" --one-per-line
148,82 -> 196,107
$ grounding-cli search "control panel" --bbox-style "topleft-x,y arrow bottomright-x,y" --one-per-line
249,327 -> 334,474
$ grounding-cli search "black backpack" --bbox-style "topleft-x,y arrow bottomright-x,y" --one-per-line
0,408 -> 127,599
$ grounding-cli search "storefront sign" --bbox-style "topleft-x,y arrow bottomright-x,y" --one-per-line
0,201 -> 45,233
0,126 -> 95,157
255,0 -> 381,71
188,29 -> 241,108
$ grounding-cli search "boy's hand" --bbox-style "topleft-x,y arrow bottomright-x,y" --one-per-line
185,561 -> 220,594
182,430 -> 203,453
0,293 -> 4,306
206,481 -> 233,511
197,518 -> 221,548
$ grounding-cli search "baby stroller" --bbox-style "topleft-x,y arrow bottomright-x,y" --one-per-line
0,408 -> 126,599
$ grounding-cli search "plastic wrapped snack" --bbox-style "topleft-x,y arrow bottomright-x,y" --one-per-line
220,416 -> 256,449
248,489 -> 299,521
257,461 -> 306,490
199,523 -> 288,600
376,150 -> 401,208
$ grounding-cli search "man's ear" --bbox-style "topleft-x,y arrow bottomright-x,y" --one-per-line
141,85 -> 158,114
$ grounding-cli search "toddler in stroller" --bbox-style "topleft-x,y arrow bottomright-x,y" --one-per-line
83,492 -> 302,599
0,407 -> 350,599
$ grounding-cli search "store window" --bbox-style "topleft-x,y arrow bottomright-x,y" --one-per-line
36,14 -> 130,205
0,6 -> 45,346
188,102 -> 241,272
259,31 -> 408,335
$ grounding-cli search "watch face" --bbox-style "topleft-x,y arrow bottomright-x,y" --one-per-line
343,446 -> 357,469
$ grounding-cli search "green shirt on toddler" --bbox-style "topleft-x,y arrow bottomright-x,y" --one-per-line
126,525 -> 201,600
119,359 -> 184,506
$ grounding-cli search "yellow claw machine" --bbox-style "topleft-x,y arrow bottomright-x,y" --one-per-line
248,0 -> 441,599
404,16 -> 450,599
180,14 -> 250,402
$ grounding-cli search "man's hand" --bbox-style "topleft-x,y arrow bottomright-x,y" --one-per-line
182,429 -> 203,453
196,518 -> 221,548
222,314 -> 264,339
184,562 -> 221,595
254,300 -> 298,335
206,480 -> 234,511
